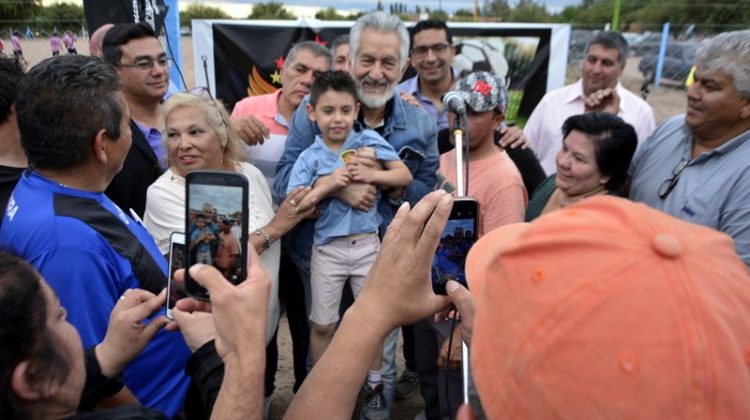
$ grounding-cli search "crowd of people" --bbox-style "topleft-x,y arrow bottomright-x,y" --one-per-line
0,11 -> 749,420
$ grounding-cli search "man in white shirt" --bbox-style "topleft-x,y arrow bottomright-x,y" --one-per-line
524,32 -> 655,175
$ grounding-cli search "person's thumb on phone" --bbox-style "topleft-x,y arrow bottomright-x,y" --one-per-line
445,280 -> 475,347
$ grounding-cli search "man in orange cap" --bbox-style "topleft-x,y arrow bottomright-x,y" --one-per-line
286,192 -> 750,420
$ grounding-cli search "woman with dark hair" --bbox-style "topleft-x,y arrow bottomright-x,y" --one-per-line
0,248 -> 271,419
525,112 -> 637,221
0,251 -> 169,418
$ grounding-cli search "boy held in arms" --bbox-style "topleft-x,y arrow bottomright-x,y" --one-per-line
288,70 -> 413,406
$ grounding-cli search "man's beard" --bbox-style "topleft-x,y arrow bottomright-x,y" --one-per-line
355,74 -> 397,109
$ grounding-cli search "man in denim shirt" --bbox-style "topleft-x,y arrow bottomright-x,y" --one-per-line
274,11 -> 439,419
629,30 -> 750,268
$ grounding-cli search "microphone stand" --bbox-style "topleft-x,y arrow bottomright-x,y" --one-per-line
452,113 -> 471,405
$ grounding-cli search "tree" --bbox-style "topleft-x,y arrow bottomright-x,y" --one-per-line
0,0 -> 41,21
510,0 -> 552,22
39,3 -> 84,30
315,7 -> 347,20
482,0 -> 511,20
553,0 -> 750,32
429,10 -> 450,21
180,4 -> 231,27
248,2 -> 295,20
452,9 -> 474,22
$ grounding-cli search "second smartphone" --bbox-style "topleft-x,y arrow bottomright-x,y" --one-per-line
185,170 -> 249,300
431,197 -> 479,295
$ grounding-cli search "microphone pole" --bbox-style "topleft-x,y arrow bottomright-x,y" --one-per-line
453,113 -> 465,197
442,90 -> 471,404
451,104 -> 470,405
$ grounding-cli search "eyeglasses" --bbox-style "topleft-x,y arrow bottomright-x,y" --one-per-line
658,158 -> 689,199
411,43 -> 451,58
187,86 -> 230,132
119,57 -> 173,71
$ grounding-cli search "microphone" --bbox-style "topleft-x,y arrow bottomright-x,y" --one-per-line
442,90 -> 466,115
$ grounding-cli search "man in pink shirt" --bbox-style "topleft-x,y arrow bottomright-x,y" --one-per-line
229,40 -> 331,395
11,32 -> 22,58
524,32 -> 655,175
50,32 -> 61,56
230,40 -> 331,193
63,31 -> 77,54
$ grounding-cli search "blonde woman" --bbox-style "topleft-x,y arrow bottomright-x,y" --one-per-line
144,93 -> 316,346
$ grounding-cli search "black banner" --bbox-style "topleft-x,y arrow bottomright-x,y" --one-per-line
211,21 -> 558,124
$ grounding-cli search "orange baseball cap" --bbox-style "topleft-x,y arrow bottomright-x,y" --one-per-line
465,196 -> 750,419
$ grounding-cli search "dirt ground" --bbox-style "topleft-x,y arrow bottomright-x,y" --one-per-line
9,36 -> 687,420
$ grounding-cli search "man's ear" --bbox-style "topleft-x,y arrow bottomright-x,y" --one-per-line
494,111 -> 505,127
11,360 -> 42,401
354,102 -> 361,116
739,97 -> 750,120
93,129 -> 109,164
306,103 -> 316,122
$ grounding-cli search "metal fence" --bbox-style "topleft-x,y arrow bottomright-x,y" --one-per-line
566,24 -> 702,101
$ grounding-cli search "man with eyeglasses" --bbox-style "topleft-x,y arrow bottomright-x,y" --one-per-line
231,41 -> 331,193
393,20 -> 457,404
397,20 -> 457,131
101,22 -> 168,217
628,30 -> 750,269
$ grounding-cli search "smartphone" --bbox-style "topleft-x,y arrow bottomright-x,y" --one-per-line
431,197 -> 479,295
185,170 -> 249,300
166,232 -> 187,320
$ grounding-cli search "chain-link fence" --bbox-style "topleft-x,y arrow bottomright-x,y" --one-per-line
563,24 -> 738,123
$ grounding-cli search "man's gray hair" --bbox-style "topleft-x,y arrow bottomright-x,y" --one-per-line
349,11 -> 409,69
285,40 -> 332,69
695,30 -> 750,99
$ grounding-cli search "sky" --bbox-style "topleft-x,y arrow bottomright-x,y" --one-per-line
174,0 -> 582,17
44,0 -> 583,18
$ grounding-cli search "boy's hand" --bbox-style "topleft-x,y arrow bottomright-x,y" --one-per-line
328,168 -> 351,191
349,163 -> 375,184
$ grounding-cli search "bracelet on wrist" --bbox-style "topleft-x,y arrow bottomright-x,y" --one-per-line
254,228 -> 271,253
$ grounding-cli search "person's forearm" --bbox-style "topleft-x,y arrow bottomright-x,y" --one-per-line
211,352 -> 265,420
285,303 -> 391,419
370,167 -> 413,188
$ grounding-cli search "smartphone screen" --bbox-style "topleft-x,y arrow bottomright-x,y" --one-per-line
166,232 -> 186,319
432,198 -> 479,295
185,171 -> 249,299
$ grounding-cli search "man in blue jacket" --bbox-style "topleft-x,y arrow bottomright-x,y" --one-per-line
274,11 -> 439,419
0,55 -> 190,416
